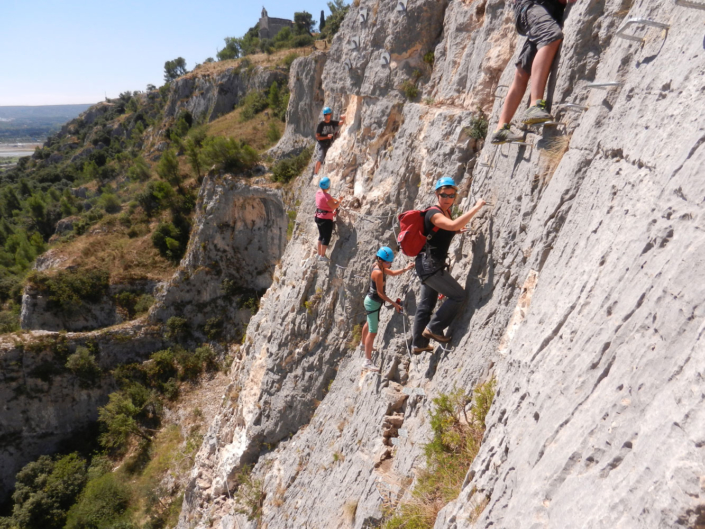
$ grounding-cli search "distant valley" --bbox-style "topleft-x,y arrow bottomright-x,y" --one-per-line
0,103 -> 94,143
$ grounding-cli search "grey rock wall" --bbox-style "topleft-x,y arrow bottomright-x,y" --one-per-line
164,66 -> 288,124
267,52 -> 328,160
0,324 -> 167,502
176,0 -> 705,528
149,177 -> 287,341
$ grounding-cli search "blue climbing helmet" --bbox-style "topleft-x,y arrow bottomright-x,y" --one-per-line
435,176 -> 457,190
376,246 -> 394,263
322,106 -> 333,115
319,176 -> 331,189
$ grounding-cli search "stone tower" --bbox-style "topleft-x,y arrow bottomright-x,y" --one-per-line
258,6 -> 293,40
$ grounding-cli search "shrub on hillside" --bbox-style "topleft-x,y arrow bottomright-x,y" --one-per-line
97,192 -> 121,214
8,453 -> 87,529
27,269 -> 110,315
151,214 -> 190,262
65,346 -> 102,386
199,136 -> 258,174
137,180 -> 175,217
156,148 -> 182,187
271,146 -> 313,183
64,472 -> 130,529
127,156 -> 151,182
384,380 -> 496,528
239,91 -> 269,122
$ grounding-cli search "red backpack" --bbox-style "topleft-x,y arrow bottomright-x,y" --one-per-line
397,206 -> 441,257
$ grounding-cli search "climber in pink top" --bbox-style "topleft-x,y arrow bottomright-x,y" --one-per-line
314,176 -> 341,261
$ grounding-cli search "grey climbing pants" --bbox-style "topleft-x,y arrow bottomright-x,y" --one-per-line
412,269 -> 465,348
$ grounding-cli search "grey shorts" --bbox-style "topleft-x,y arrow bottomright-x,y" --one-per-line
315,142 -> 330,163
516,3 -> 564,74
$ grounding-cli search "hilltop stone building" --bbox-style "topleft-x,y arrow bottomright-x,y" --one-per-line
258,7 -> 293,40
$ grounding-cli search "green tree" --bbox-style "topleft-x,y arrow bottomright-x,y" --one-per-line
65,346 -> 102,386
156,149 -> 182,187
163,57 -> 188,82
98,383 -> 160,450
320,10 -> 325,31
294,11 -> 315,35
199,136 -> 259,174
10,453 -> 87,529
64,473 -> 130,529
2,187 -> 22,216
321,0 -> 349,41
127,156 -> 151,182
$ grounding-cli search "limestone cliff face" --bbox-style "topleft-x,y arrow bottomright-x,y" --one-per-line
177,0 -> 705,528
267,52 -> 328,160
2,180 -> 287,502
164,66 -> 288,124
149,178 -> 288,341
0,324 -> 166,502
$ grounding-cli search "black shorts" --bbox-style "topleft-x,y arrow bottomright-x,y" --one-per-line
515,2 -> 564,74
315,217 -> 334,245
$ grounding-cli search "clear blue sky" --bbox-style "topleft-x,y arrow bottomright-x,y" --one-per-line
1,0 -> 332,106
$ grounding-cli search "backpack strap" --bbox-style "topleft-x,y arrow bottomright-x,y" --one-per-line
423,206 -> 443,241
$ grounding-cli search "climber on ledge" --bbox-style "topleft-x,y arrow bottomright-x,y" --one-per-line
412,177 -> 486,354
314,107 -> 346,175
491,0 -> 575,144
315,176 -> 341,261
361,247 -> 414,372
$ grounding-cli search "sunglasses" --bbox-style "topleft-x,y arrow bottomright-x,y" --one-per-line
438,192 -> 456,199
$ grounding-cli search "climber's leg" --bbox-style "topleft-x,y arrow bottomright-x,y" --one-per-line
412,282 -> 439,348
315,218 -> 333,257
361,322 -> 369,347
519,3 -> 564,123
423,270 -> 465,338
497,67 -> 530,130
530,39 -> 562,106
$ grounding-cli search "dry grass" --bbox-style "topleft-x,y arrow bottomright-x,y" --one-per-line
538,133 -> 571,185
52,228 -> 175,283
343,500 -> 358,525
383,380 -> 496,529
206,108 -> 285,152
184,47 -> 315,79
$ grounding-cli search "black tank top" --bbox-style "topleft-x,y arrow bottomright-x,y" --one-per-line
367,264 -> 385,303
423,207 -> 456,260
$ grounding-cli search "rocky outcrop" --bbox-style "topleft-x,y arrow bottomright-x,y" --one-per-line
176,0 -> 705,528
149,177 -> 288,341
20,280 -> 160,332
0,323 -> 167,502
164,66 -> 288,124
267,52 -> 328,160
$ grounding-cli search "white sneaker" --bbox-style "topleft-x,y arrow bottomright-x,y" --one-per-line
318,255 -> 329,261
362,359 -> 379,372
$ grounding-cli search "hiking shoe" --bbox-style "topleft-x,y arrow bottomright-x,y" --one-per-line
318,255 -> 328,261
491,124 -> 524,144
521,100 -> 553,125
422,328 -> 452,343
412,345 -> 434,354
362,359 -> 379,372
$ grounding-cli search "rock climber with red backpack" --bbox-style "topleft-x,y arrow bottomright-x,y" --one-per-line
405,177 -> 486,354
360,246 -> 414,372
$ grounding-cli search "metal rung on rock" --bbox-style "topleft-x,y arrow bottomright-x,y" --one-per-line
397,0 -> 408,12
380,51 -> 391,66
542,121 -> 566,126
359,7 -> 369,22
616,18 -> 670,42
586,82 -> 623,90
344,59 -> 353,71
561,103 -> 589,111
674,0 -> 705,10
350,36 -> 360,50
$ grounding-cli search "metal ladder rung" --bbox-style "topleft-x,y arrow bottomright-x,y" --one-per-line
586,82 -> 623,90
615,18 -> 670,42
561,103 -> 589,112
674,0 -> 705,10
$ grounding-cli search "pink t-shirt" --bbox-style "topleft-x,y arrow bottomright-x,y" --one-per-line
315,189 -> 335,220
